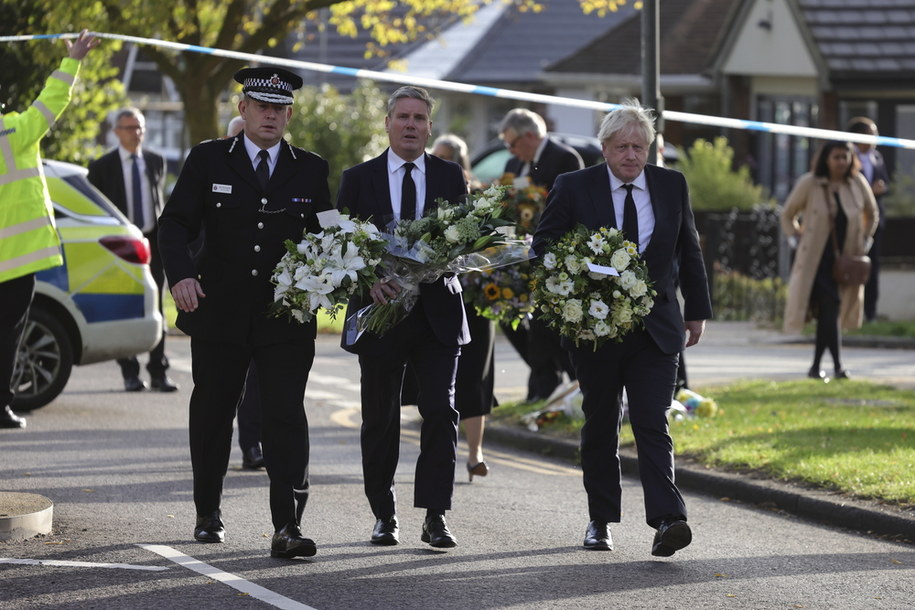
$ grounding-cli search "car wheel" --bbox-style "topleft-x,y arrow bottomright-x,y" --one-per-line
11,306 -> 74,412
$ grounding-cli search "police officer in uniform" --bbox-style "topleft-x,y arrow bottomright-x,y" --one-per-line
158,67 -> 331,558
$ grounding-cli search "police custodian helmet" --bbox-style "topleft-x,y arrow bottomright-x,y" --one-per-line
234,67 -> 303,105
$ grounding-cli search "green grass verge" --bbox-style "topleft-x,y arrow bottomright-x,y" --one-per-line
492,379 -> 915,507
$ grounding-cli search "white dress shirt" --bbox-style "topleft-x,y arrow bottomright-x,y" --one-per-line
119,146 -> 154,234
387,150 -> 427,220
607,168 -> 655,253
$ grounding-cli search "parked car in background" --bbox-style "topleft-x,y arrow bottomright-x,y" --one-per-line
12,160 -> 162,411
470,132 -> 678,184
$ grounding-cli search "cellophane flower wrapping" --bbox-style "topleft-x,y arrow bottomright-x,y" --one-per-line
271,209 -> 387,323
356,184 -> 532,336
530,224 -> 656,350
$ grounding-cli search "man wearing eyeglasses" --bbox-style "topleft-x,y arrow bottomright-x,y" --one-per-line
498,108 -> 584,402
88,108 -> 175,393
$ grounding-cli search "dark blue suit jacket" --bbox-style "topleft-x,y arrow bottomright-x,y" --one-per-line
532,163 -> 712,356
337,150 -> 470,354
505,138 -> 584,191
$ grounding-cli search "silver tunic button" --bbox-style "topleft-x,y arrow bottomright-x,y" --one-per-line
257,222 -> 264,229
251,269 -> 258,277
254,245 -> 261,252
216,202 -> 222,208
261,198 -> 268,205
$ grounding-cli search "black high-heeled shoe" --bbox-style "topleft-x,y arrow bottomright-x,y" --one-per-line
467,461 -> 489,482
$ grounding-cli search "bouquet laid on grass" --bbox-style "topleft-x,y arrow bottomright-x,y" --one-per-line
462,261 -> 534,328
530,224 -> 656,350
271,210 -> 387,323
355,184 -> 531,337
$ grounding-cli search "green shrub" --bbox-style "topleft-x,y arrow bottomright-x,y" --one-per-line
712,269 -> 786,325
286,80 -> 389,201
677,137 -> 774,211
884,165 -> 915,217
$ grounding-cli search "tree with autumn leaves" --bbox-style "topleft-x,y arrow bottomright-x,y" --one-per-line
2,0 -> 636,161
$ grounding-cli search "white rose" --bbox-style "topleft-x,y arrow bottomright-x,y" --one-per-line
610,249 -> 631,271
543,252 -> 557,270
564,255 -> 582,273
444,225 -> 462,243
592,320 -> 611,337
562,299 -> 583,323
619,270 -> 637,291
630,279 -> 648,297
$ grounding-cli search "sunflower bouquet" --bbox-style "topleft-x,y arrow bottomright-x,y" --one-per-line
530,224 -> 656,350
496,173 -> 548,236
271,210 -> 387,323
355,184 -> 531,336
462,261 -> 535,328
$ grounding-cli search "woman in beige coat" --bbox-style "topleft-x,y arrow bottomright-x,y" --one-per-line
781,141 -> 879,380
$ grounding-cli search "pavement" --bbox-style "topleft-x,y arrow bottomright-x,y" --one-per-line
481,323 -> 915,545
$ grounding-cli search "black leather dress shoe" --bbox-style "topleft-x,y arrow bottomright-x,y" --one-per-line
124,376 -> 148,392
150,375 -> 179,392
194,511 -> 225,543
651,519 -> 692,557
1,406 -> 26,429
242,445 -> 265,469
421,513 -> 457,548
583,520 -> 613,551
271,523 -> 317,558
834,369 -> 850,380
371,516 -> 399,545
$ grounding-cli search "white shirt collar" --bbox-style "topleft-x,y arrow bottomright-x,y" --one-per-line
243,134 -> 281,164
532,137 -> 548,164
387,149 -> 426,175
119,145 -> 142,162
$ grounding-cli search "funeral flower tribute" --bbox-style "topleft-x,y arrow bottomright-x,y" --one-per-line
271,210 -> 387,323
530,224 -> 656,349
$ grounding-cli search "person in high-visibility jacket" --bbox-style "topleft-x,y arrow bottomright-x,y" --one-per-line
0,30 -> 99,429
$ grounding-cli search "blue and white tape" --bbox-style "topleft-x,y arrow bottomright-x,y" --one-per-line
3,31 -> 913,150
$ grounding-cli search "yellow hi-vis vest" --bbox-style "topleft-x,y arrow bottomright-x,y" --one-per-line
0,57 -> 80,283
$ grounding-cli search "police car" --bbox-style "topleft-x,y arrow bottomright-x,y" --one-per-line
11,160 -> 162,411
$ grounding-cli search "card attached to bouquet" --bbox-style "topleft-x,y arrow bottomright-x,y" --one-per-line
317,209 -> 343,229
587,262 -> 620,277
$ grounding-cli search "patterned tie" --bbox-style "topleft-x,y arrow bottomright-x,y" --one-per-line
401,162 -> 416,221
131,154 -> 145,230
256,149 -> 270,190
622,183 -> 639,250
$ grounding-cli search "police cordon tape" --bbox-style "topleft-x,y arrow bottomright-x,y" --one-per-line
5,31 -> 915,151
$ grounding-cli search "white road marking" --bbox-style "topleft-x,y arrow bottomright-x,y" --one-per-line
0,557 -> 168,571
138,545 -> 317,610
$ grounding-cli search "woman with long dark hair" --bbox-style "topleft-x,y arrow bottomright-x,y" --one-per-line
781,141 -> 878,379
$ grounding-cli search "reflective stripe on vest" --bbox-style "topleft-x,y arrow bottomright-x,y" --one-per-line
0,215 -> 54,240
0,165 -> 41,186
0,245 -> 61,274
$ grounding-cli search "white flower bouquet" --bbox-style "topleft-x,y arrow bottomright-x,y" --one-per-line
271,209 -> 387,323
531,224 -> 656,350
355,184 -> 531,336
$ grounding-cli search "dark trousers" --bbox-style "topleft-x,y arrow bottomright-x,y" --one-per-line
864,224 -> 883,322
358,309 -> 460,519
1,274 -> 36,408
501,313 -> 575,401
237,361 -> 262,452
189,337 -> 314,530
119,228 -> 168,378
571,329 -> 685,528
812,284 -> 842,371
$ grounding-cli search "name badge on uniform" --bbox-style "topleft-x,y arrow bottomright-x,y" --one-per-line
212,183 -> 232,194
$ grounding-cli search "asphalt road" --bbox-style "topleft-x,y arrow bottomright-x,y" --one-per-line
1,323 -> 913,609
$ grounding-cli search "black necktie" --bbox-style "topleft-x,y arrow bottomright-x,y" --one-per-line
622,183 -> 639,249
131,154 -> 145,229
256,149 -> 270,189
401,162 -> 416,220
